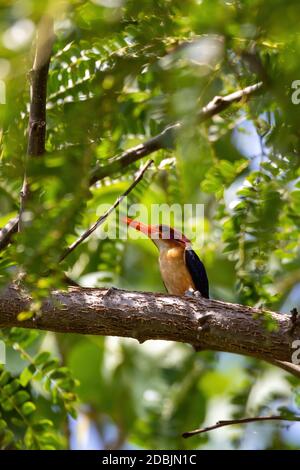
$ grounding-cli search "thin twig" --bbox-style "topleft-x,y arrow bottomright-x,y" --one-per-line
182,414 -> 300,438
59,159 -> 154,262
269,359 -> 300,379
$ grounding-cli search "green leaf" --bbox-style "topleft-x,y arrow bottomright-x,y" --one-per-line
1,430 -> 14,449
34,351 -> 51,366
14,390 -> 31,405
0,371 -> 10,386
17,311 -> 34,322
41,359 -> 60,373
24,428 -> 34,448
19,365 -> 36,387
0,419 -> 7,432
1,399 -> 14,412
11,417 -> 26,428
32,419 -> 53,432
21,402 -> 36,416
2,379 -> 20,396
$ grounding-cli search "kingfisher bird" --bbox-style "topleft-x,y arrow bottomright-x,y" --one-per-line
124,217 -> 209,298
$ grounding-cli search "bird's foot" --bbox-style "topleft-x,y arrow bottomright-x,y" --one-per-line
185,288 -> 201,298
103,286 -> 117,298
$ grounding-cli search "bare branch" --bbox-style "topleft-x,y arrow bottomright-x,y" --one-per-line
197,81 -> 263,120
19,16 -> 55,231
27,16 -> 55,157
90,82 -> 263,184
89,124 -> 179,185
59,159 -> 153,262
182,415 -> 300,439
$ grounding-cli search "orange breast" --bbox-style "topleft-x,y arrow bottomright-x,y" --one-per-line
159,245 -> 195,295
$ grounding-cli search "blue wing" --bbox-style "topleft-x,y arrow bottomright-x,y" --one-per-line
185,249 -> 209,298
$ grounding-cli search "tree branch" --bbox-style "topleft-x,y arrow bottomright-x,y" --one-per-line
90,81 -> 263,184
0,217 -> 19,251
19,16 -> 55,230
27,16 -> 54,157
0,286 -> 299,366
90,82 -> 263,183
268,359 -> 300,379
1,18 -> 54,245
182,415 -> 300,439
0,81 -> 263,250
59,159 -> 153,262
89,124 -> 180,185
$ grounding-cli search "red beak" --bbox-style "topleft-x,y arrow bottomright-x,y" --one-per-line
122,216 -> 156,238
123,216 -> 190,245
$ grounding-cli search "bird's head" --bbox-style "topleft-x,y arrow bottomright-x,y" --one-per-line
123,217 -> 191,249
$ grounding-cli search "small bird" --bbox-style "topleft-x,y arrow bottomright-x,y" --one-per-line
124,217 -> 209,298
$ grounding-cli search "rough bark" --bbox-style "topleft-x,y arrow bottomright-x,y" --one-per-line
0,285 -> 298,364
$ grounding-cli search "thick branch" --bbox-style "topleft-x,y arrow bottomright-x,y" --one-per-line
0,286 -> 299,366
